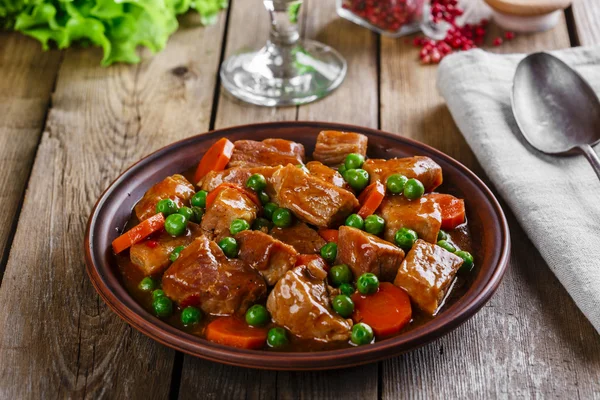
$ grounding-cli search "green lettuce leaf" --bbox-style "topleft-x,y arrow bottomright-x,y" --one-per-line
2,0 -> 227,65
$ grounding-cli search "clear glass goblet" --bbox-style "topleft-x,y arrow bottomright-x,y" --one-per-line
220,0 -> 347,107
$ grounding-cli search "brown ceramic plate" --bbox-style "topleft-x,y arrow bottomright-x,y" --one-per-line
85,121 -> 510,370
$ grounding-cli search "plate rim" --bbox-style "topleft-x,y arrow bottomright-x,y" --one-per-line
84,121 -> 511,370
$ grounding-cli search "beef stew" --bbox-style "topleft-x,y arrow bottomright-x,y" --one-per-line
112,133 -> 475,351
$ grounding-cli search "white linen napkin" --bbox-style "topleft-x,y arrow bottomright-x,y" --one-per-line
437,46 -> 600,333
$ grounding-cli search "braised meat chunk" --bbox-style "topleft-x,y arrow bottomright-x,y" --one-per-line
130,223 -> 202,276
270,222 -> 327,254
162,236 -> 267,315
393,239 -> 463,315
267,263 -> 351,342
263,138 -> 305,160
201,186 -> 259,242
378,195 -> 442,244
272,165 -> 359,228
134,174 -> 195,221
228,139 -> 305,168
236,230 -> 298,286
198,166 -> 280,193
363,156 -> 443,192
336,226 -> 405,282
313,130 -> 368,165
306,161 -> 348,189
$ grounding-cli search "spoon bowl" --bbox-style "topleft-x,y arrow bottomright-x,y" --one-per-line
512,52 -> 600,178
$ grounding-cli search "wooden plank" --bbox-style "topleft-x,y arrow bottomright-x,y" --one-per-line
380,14 -> 600,399
213,0 -> 296,128
572,0 -> 600,46
275,1 -> 380,399
0,33 -> 61,278
0,12 -> 226,399
294,0 -> 378,127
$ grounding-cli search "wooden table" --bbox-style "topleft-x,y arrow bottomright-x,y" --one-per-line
1,1 -> 599,398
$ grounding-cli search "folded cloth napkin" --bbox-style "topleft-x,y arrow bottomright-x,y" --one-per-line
437,46 -> 600,333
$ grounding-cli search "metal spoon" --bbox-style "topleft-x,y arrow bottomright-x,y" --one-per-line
512,52 -> 600,180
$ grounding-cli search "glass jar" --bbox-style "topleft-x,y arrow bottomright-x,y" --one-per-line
337,0 -> 427,37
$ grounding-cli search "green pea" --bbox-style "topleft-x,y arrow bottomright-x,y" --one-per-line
245,304 -> 270,327
246,174 -> 267,192
386,174 -> 408,194
332,295 -> 355,318
264,202 -> 278,219
218,237 -> 239,258
170,245 -> 185,262
320,242 -> 338,264
272,208 -> 293,228
138,277 -> 156,292
165,214 -> 188,236
403,178 -> 425,200
267,327 -> 289,348
191,206 -> 204,223
437,230 -> 449,241
344,153 -> 365,170
230,218 -> 250,235
339,283 -> 355,296
344,169 -> 370,192
456,250 -> 474,271
345,214 -> 364,230
191,190 -> 208,208
394,227 -> 418,250
437,240 -> 456,253
181,306 -> 202,325
152,296 -> 173,318
252,217 -> 272,231
177,206 -> 194,221
356,273 -> 379,295
351,323 -> 374,345
364,215 -> 385,235
258,191 -> 270,205
338,163 -> 348,175
329,264 -> 353,287
152,289 -> 165,300
156,199 -> 178,215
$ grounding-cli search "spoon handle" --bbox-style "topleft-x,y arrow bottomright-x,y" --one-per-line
578,144 -> 600,181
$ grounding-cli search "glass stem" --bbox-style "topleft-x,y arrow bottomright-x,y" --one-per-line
264,0 -> 302,46
263,0 -> 303,78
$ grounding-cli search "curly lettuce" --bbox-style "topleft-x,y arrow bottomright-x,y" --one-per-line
0,0 -> 227,65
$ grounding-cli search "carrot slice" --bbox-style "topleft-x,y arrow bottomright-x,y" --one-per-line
352,282 -> 412,337
112,213 -> 165,254
205,317 -> 268,350
427,193 -> 466,230
356,181 -> 385,219
194,138 -> 235,183
205,183 -> 261,210
318,229 -> 339,243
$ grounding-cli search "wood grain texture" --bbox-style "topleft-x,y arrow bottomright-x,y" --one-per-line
0,33 -> 61,278
213,0 -> 296,128
572,0 -> 600,46
296,0 -> 378,127
380,15 -> 600,399
483,0 -> 571,16
0,12 -> 226,399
